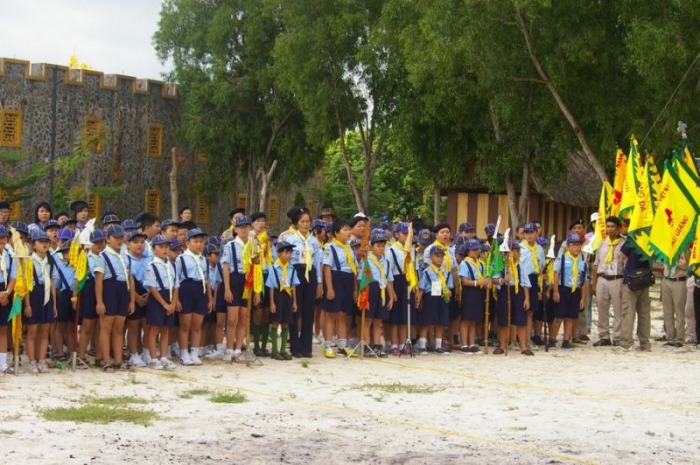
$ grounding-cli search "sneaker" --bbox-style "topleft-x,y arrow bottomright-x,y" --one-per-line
635,345 -> 652,352
0,362 -> 8,374
28,361 -> 39,375
232,349 -> 242,360
205,348 -> 225,360
530,335 -> 544,346
402,345 -> 412,355
662,341 -> 674,348
313,335 -> 324,345
222,350 -> 234,362
161,357 -> 177,370
612,340 -> 620,347
469,345 -> 481,354
129,354 -> 147,367
324,347 -> 336,359
593,338 -> 611,347
37,360 -> 49,373
548,340 -> 558,350
348,337 -> 358,348
180,353 -> 194,366
561,341 -> 573,349
673,342 -> 684,348
342,347 -> 358,358
459,345 -> 471,353
190,352 -> 203,366
391,346 -> 400,356
373,345 -> 388,358
141,351 -> 153,364
435,347 -> 450,355
149,359 -> 163,370
197,347 -> 206,357
578,335 -> 590,342
418,347 -> 428,355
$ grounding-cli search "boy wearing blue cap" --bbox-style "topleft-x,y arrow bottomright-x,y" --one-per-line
416,245 -> 453,354
42,219 -> 60,253
425,223 -> 459,351
266,241 -> 300,360
24,230 -> 59,374
250,212 -> 274,358
77,229 -> 107,365
498,242 -> 533,355
385,223 -> 413,356
201,244 -> 222,357
125,230 -> 151,367
144,235 -> 179,370
520,223 -> 545,348
458,239 -> 489,353
362,230 -> 395,357
552,233 -> 587,349
51,240 -> 77,363
0,226 -> 17,373
94,225 -> 136,372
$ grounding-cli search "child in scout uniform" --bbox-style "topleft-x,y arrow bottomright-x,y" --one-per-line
175,228 -> 213,365
385,222 -> 414,356
144,234 -> 179,370
362,230 -> 395,357
222,215 -> 252,361
415,245 -> 453,355
77,229 -> 106,365
52,240 -> 77,362
458,239 -> 489,354
552,232 -> 587,349
24,230 -> 59,374
251,212 -> 274,357
70,200 -> 89,231
160,219 -> 179,241
125,230 -> 150,367
322,219 -> 358,358
312,219 -> 329,345
94,225 -> 135,372
458,222 -> 476,240
202,244 -> 222,356
42,219 -> 60,253
425,223 -> 458,351
266,241 -> 300,360
0,225 -> 17,373
520,223 -> 545,347
495,242 -> 532,355
286,208 -> 323,358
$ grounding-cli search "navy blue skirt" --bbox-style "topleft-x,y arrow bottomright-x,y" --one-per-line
80,278 -> 97,320
419,294 -> 449,327
556,286 -> 581,319
0,282 -> 11,327
102,279 -> 129,317
495,285 -> 509,327
269,289 -> 295,325
179,279 -> 208,315
146,289 -> 176,327
460,286 -> 485,323
386,274 -> 415,324
324,270 -> 354,314
528,273 -> 540,314
367,282 -> 390,320
509,287 -> 528,327
24,284 -> 54,325
56,289 -> 75,323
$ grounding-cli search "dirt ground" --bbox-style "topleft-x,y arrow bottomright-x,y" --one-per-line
1,293 -> 699,465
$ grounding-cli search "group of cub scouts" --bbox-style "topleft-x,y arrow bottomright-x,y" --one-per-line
0,198 -> 665,375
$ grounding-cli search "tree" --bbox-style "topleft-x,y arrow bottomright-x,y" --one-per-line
0,150 -> 49,206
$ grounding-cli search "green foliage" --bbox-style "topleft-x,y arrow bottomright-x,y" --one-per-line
41,396 -> 159,426
0,150 -> 49,203
208,392 -> 247,404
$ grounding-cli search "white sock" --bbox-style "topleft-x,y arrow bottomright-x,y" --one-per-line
190,347 -> 198,357
391,344 -> 398,349
435,338 -> 442,349
180,349 -> 188,358
418,338 -> 427,349
0,353 -> 6,366
338,338 -> 347,349
142,348 -> 150,357
216,343 -> 225,352
399,344 -> 405,350
130,352 -> 139,358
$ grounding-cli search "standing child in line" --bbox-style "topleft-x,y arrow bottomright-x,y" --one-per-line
202,244 -> 222,355
496,242 -> 532,355
415,246 -> 453,355
552,232 -> 587,349
43,220 -> 60,254
385,222 -> 414,356
312,220 -> 329,345
77,230 -> 106,365
144,235 -> 178,370
125,230 -> 150,367
322,219 -> 358,358
175,228 -> 214,365
23,230 -> 58,374
363,230 -> 395,357
459,239 -> 489,354
251,212 -> 274,358
52,241 -> 77,362
222,216 -> 252,361
266,241 -> 299,360
94,225 -> 135,372
0,226 -> 17,373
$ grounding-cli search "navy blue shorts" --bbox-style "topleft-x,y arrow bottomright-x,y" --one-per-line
56,289 -> 76,323
227,273 -> 247,308
80,278 -> 97,320
24,284 -> 54,325
556,287 -> 581,319
270,290 -> 295,325
179,279 -> 208,315
367,282 -> 389,320
102,279 -> 129,317
324,270 -> 355,313
419,294 -> 449,327
509,287 -> 528,327
386,274 -> 415,325
146,290 -> 176,327
127,282 -> 147,321
495,285 -> 509,327
528,273 -> 541,315
259,272 -> 270,307
460,286 -> 485,323
0,283 -> 11,327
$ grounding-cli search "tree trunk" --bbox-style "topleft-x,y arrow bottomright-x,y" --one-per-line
169,147 -> 178,221
505,175 -> 520,228
257,159 -> 278,213
433,184 -> 441,225
514,6 -> 608,182
335,108 -> 366,213
517,160 -> 531,224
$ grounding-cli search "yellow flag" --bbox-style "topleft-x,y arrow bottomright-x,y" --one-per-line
619,138 -> 642,219
649,156 -> 700,266
646,154 -> 661,210
592,181 -> 613,250
627,160 -> 654,257
610,149 -> 627,218
689,227 -> 700,278
683,145 -> 699,178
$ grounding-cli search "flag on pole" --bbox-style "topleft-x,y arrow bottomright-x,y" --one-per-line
610,148 -> 627,218
592,181 -> 613,251
619,137 -> 642,219
683,142 -> 699,178
357,259 -> 374,311
689,227 -> 700,278
402,223 -> 418,291
627,158 -> 655,258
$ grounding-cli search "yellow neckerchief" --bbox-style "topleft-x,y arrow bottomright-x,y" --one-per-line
605,236 -> 621,264
509,256 -> 519,294
296,230 -> 313,281
275,258 -> 293,296
32,252 -> 51,305
368,253 -> 387,305
432,240 -> 452,269
332,237 -> 357,275
256,230 -> 273,266
524,240 -> 543,289
566,251 -> 580,292
428,263 -> 448,297
105,245 -> 130,290
465,257 -> 483,281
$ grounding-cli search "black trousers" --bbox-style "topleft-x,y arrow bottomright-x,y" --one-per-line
290,265 -> 317,355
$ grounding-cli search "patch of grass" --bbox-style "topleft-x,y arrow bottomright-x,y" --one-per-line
351,382 -> 445,394
0,429 -> 16,436
645,431 -> 656,437
300,361 -> 309,368
128,374 -> 146,385
83,395 -> 147,407
41,404 -> 158,426
209,392 -> 247,404
178,389 -> 211,399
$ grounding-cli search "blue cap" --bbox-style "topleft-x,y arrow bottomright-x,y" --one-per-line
169,238 -> 183,251
60,218 -> 77,227
90,229 -> 106,243
458,222 -> 474,233
30,229 -> 49,242
121,219 -> 140,230
127,230 -> 147,241
484,223 -> 496,236
207,236 -> 221,247
523,223 -> 536,233
456,245 -> 468,256
0,225 -> 8,238
566,232 -> 582,243
42,219 -> 60,231
160,219 -> 178,230
428,245 -> 446,256
150,234 -> 169,246
275,240 -> 295,252
418,229 -> 434,245
480,243 -> 490,253
536,236 -> 548,247
393,222 -> 409,234
312,219 -> 327,230
204,243 -> 220,255
105,224 -> 125,238
349,238 -> 361,248
464,239 -> 481,251
235,216 -> 252,227
510,241 -> 521,250
11,221 -> 28,236
102,214 -> 120,225
370,230 -> 389,244
57,241 -> 72,253
454,236 -> 466,248
57,228 -> 74,241
186,228 -> 207,240
70,200 -> 88,213
379,221 -> 392,231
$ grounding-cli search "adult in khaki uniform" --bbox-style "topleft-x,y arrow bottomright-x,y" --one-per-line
591,217 -> 625,346
618,241 -> 652,351
661,251 -> 688,348
684,276 -> 696,344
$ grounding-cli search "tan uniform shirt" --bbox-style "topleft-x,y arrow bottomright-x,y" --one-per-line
594,238 -> 626,277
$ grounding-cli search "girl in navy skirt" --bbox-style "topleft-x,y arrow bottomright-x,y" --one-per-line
415,246 -> 453,355
322,219 -> 358,358
458,239 -> 489,354
363,230 -> 395,357
495,243 -> 532,355
77,230 -> 106,365
0,226 -> 17,373
266,241 -> 299,360
144,234 -> 179,370
23,230 -> 58,374
95,225 -> 135,372
222,216 -> 252,361
52,241 -> 77,362
552,233 -> 587,349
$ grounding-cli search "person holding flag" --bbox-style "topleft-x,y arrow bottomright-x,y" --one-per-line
385,222 -> 416,356
0,225 -> 17,373
520,223 -> 545,347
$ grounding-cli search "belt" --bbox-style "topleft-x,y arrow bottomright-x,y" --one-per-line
599,275 -> 623,281
665,276 -> 687,282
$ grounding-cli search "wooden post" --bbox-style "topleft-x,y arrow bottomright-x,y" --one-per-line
169,147 -> 178,220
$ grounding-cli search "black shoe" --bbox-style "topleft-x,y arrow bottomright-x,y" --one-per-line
531,335 -> 544,346
662,341 -> 675,347
673,342 -> 684,348
578,335 -> 590,342
435,347 -> 447,355
561,341 -> 574,349
476,338 -> 485,347
593,338 -> 612,347
291,352 -> 303,358
260,349 -> 271,357
548,340 -> 557,350
301,352 -> 313,358
612,340 -> 620,347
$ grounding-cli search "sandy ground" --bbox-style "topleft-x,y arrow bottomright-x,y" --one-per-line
1,288 -> 699,465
